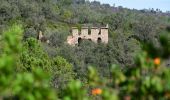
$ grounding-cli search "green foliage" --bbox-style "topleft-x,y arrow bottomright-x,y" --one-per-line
49,30 -> 68,47
0,0 -> 167,72
61,9 -> 73,21
54,29 -> 170,100
0,24 -> 23,97
51,56 -> 75,90
63,80 -> 88,100
12,68 -> 57,100
19,38 -> 76,96
19,38 -> 52,72
0,24 -> 57,100
142,31 -> 170,58
84,32 -> 170,100
1,0 -> 170,100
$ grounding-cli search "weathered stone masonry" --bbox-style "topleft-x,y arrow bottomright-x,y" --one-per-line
67,25 -> 108,46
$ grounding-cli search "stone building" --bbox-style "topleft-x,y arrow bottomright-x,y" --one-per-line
67,25 -> 108,46
37,31 -> 50,44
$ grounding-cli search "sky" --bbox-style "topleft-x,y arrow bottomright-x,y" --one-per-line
89,0 -> 170,12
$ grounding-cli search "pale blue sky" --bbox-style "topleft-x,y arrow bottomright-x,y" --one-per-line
89,0 -> 170,12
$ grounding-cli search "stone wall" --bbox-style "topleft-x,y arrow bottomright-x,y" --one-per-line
67,25 -> 108,46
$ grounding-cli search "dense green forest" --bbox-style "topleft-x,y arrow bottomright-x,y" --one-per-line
1,0 -> 170,99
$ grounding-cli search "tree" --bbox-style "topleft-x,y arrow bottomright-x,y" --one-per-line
0,24 -> 57,99
51,56 -> 75,92
19,38 -> 52,72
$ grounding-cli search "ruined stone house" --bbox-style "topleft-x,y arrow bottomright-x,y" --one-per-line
67,25 -> 108,46
37,31 -> 50,44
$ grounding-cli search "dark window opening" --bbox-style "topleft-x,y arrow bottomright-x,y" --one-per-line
88,28 -> 91,35
97,37 -> 102,43
78,37 -> 82,44
88,39 -> 92,41
98,29 -> 101,35
70,29 -> 72,33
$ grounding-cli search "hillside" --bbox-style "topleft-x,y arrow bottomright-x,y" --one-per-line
1,0 -> 170,99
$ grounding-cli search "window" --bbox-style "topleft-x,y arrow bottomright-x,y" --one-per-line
88,39 -> 92,41
98,29 -> 101,35
78,37 -> 82,44
97,37 -> 102,43
88,28 -> 91,35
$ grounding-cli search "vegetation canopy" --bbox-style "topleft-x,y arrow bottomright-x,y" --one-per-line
0,0 -> 170,100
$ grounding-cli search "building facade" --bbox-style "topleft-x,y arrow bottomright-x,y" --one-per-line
67,25 -> 108,46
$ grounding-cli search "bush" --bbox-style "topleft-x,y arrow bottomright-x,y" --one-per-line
0,24 -> 57,99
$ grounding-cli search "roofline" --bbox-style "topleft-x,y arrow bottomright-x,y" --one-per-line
101,27 -> 108,29
91,27 -> 99,29
81,27 -> 88,29
72,27 -> 108,29
72,27 -> 78,29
